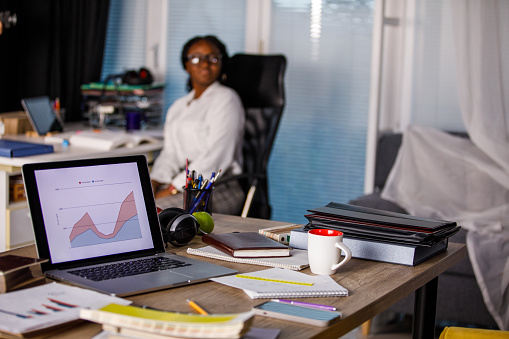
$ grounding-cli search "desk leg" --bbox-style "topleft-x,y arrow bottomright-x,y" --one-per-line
412,277 -> 438,339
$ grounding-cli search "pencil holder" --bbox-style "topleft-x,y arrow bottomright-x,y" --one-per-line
183,186 -> 214,214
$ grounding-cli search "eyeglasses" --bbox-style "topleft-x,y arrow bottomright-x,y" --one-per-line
187,53 -> 222,65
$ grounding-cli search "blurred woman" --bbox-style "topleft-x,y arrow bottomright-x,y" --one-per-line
151,35 -> 245,215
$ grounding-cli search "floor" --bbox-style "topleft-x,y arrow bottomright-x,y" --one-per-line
344,329 -> 411,339
339,312 -> 431,339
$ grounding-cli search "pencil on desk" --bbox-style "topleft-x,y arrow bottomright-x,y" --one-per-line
186,299 -> 209,315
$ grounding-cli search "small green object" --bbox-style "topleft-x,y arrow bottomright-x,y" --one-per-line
193,212 -> 214,235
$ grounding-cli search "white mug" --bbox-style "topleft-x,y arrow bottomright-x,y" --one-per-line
307,229 -> 352,275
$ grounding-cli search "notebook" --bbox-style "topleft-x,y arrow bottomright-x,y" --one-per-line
22,155 -> 237,297
187,246 -> 309,270
202,232 -> 290,258
211,268 -> 348,299
0,140 -> 54,157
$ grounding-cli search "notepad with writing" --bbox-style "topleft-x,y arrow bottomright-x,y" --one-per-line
0,282 -> 129,337
202,232 -> 290,258
187,246 -> 309,270
211,268 -> 348,299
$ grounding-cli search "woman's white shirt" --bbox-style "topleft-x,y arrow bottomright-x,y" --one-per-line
150,81 -> 244,190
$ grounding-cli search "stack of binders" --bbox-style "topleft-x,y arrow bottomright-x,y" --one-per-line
0,255 -> 47,293
290,202 -> 460,266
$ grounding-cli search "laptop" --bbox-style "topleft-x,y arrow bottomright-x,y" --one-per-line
21,96 -> 64,136
22,155 -> 237,296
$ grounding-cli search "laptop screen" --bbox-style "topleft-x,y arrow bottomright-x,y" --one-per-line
23,156 -> 165,269
21,96 -> 64,135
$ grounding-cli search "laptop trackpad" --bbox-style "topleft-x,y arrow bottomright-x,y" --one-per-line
145,270 -> 195,283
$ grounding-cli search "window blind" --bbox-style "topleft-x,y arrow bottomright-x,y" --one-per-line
267,0 -> 374,223
163,1 -> 246,115
101,0 -> 148,81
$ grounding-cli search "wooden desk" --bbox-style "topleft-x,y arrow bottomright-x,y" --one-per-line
0,134 -> 163,251
5,214 -> 466,339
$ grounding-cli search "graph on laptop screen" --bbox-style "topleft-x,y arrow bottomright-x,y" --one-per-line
33,162 -> 154,264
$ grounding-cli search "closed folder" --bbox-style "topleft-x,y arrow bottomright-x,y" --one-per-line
0,140 -> 54,157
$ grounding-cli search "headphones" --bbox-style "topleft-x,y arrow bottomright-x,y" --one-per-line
158,207 -> 198,247
122,67 -> 154,86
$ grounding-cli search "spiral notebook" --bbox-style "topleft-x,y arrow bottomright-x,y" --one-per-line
211,268 -> 348,299
187,246 -> 309,271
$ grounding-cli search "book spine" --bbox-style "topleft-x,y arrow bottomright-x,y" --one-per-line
15,146 -> 53,157
343,238 -> 415,265
0,149 -> 12,157
289,227 -> 308,250
290,227 -> 426,266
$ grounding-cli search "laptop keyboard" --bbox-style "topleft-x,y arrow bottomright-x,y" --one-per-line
68,257 -> 192,282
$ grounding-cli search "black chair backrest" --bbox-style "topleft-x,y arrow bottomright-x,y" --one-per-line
223,54 -> 286,218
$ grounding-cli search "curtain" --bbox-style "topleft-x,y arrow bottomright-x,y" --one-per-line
0,0 -> 109,121
381,0 -> 509,330
50,1 -> 110,122
451,0 -> 509,330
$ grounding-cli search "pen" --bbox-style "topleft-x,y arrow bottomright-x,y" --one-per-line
186,299 -> 209,315
185,159 -> 189,188
211,169 -> 222,183
200,179 -> 208,189
189,178 -> 214,213
271,299 -> 337,311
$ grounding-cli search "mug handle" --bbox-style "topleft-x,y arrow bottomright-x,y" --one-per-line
331,241 -> 352,271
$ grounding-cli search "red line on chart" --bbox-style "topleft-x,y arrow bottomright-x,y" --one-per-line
29,309 -> 48,315
68,191 -> 137,242
48,298 -> 78,308
42,304 -> 62,312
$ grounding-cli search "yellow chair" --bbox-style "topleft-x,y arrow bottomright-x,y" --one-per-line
440,326 -> 509,338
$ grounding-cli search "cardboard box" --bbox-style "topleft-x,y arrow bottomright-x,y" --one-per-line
0,111 -> 34,135
9,175 -> 26,203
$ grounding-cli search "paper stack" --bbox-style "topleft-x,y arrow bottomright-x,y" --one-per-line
80,304 -> 254,339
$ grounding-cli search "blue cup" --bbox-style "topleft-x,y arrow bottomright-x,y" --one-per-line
126,111 -> 142,130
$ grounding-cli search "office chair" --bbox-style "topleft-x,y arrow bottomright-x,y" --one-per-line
219,54 -> 287,219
